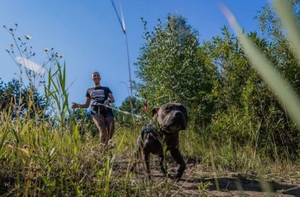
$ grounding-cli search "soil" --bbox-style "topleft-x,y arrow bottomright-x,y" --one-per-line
127,158 -> 300,197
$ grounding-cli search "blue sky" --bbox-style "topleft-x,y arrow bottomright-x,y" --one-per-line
0,0 -> 269,108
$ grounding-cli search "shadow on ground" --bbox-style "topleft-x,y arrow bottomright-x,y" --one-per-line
178,174 -> 300,196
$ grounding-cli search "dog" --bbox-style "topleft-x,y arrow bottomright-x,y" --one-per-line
130,103 -> 188,182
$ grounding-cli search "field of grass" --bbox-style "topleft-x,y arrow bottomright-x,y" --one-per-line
1,114 -> 300,196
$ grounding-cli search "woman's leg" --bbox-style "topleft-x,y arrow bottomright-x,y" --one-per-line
92,114 -> 108,144
105,116 -> 115,141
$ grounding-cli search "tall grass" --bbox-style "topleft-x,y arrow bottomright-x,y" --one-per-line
44,61 -> 73,132
0,106 -> 299,196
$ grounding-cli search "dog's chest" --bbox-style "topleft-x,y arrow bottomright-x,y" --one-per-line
141,123 -> 161,140
141,123 -> 163,154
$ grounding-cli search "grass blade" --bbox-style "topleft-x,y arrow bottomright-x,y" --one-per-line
273,0 -> 300,64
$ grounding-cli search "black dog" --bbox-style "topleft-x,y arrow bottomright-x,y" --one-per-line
131,103 -> 188,181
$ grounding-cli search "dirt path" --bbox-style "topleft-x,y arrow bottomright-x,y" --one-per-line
127,160 -> 300,197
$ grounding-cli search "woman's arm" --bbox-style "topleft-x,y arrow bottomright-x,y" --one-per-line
71,97 -> 91,109
104,93 -> 115,105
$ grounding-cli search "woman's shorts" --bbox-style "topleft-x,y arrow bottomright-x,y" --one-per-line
91,105 -> 114,118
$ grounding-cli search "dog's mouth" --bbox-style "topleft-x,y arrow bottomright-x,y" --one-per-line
162,123 -> 183,133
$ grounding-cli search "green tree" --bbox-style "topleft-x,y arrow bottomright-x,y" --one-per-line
0,78 -> 46,118
202,1 -> 300,159
134,13 -> 216,128
117,96 -> 144,125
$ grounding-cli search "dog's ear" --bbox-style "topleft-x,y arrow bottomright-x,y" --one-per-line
177,104 -> 188,125
152,107 -> 160,118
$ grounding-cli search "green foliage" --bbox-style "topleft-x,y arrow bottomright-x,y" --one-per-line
0,78 -> 46,119
119,96 -> 142,115
117,96 -> 145,124
44,61 -> 73,130
134,13 -> 216,128
219,0 -> 300,160
71,108 -> 98,137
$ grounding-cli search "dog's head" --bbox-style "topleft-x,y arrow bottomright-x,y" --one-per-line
152,103 -> 188,133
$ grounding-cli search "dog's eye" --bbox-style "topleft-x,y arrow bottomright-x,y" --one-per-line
164,107 -> 170,111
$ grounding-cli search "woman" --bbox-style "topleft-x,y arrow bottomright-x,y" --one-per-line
71,71 -> 115,145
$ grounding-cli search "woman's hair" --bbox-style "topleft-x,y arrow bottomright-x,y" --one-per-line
92,71 -> 100,76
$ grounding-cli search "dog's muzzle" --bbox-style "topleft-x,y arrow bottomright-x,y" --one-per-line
161,110 -> 186,133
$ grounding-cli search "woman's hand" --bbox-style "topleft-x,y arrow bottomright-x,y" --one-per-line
71,102 -> 79,109
104,100 -> 110,105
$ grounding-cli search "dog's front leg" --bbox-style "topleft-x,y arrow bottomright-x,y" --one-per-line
170,148 -> 186,181
165,134 -> 186,181
159,154 -> 166,175
143,150 -> 151,179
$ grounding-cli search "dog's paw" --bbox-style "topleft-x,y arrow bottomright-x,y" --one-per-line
174,174 -> 182,182
130,165 -> 134,172
167,172 -> 175,179
167,172 -> 181,182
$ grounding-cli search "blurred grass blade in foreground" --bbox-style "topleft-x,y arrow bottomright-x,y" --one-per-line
220,3 -> 300,129
273,0 -> 300,64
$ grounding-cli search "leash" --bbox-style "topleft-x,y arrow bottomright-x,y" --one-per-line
99,104 -> 150,120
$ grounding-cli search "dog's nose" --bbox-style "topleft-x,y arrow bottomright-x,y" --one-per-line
175,111 -> 182,118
